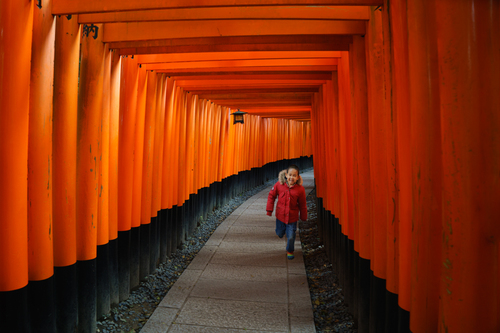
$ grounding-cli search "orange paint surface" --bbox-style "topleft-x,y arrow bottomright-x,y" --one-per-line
0,0 -> 33,292
79,6 -> 369,24
103,20 -> 365,43
118,56 -> 138,231
98,45 -> 111,246
28,0 -> 56,281
131,69 -> 147,229
141,71 -> 157,223
108,51 -> 121,240
53,15 -> 80,267
76,24 -> 104,260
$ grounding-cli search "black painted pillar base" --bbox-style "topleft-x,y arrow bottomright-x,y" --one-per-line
28,276 -> 56,333
358,257 -> 371,333
130,226 -> 141,290
118,230 -> 131,301
169,207 -> 177,255
108,238 -> 119,307
96,243 -> 110,319
149,216 -> 159,273
0,286 -> 29,333
346,238 -> 355,310
54,264 -> 78,332
369,272 -> 386,333
398,307 -> 411,333
353,250 -> 360,322
140,223 -> 151,280
159,209 -> 168,263
385,290 -> 399,333
77,258 -> 96,333
176,205 -> 184,248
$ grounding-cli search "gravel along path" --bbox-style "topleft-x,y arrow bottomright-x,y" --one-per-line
300,188 -> 357,333
97,170 -> 355,333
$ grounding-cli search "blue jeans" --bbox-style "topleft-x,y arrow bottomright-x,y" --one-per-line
275,219 -> 297,253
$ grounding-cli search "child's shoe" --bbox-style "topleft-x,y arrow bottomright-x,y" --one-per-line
287,252 -> 294,260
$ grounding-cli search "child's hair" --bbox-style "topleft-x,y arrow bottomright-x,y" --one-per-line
287,164 -> 300,174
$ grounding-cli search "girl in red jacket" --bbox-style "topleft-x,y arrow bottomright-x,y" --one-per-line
266,165 -> 307,260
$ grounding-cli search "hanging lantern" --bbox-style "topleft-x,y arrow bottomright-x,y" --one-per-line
230,109 -> 247,124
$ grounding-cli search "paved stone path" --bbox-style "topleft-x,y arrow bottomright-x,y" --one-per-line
141,170 -> 316,332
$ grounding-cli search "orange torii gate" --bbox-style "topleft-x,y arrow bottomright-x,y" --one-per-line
1,1 -> 499,333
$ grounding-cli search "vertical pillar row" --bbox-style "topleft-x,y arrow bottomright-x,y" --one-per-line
76,22 -> 104,333
0,0 -> 33,331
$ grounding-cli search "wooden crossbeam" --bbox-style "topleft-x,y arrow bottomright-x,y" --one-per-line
136,51 -> 341,64
159,67 -> 337,74
188,87 -> 319,94
103,20 -> 365,42
53,0 -> 383,15
176,79 -> 327,87
111,35 -> 353,54
78,6 -> 369,23
118,43 -> 349,54
144,58 -> 337,71
169,74 -> 333,81
197,92 -> 314,99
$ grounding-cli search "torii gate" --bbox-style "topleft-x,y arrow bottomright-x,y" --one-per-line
0,1 -> 498,333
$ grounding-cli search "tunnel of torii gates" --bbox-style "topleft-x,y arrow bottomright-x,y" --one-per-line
0,0 -> 498,332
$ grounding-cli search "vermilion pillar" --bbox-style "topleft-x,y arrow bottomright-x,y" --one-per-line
132,69 -> 147,231
162,77 -> 176,211
436,1 -> 500,332
118,56 -> 139,234
118,55 -> 138,300
389,0 -> 412,314
108,50 -> 121,247
28,0 -> 55,284
77,22 -> 104,333
53,14 -> 79,275
99,45 -> 111,250
130,67 -> 147,288
162,77 -> 176,210
349,35 -> 371,261
108,49 -> 121,307
28,2 -> 56,331
156,76 -> 167,213
53,14 -> 80,332
365,7 -> 388,281
407,2 -> 442,332
140,70 -> 157,279
96,43 -> 112,320
0,0 -> 33,331
152,75 -> 165,216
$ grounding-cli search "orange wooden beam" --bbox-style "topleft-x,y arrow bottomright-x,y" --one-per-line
241,106 -> 311,111
176,80 -> 327,90
214,101 -> 312,107
145,58 -> 338,71
111,35 -> 352,54
79,6 -> 369,23
145,66 -> 337,74
198,92 -> 314,99
103,20 -> 365,42
54,0 -> 383,15
136,51 -> 341,64
120,43 -> 349,54
190,87 -> 318,94
170,73 -> 333,81
185,84 -> 322,92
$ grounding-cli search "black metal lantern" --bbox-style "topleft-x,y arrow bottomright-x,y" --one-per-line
230,109 -> 247,124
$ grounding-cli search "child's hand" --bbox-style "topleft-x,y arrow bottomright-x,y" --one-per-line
266,211 -> 272,216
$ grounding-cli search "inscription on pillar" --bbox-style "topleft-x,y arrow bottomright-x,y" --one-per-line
83,24 -> 99,40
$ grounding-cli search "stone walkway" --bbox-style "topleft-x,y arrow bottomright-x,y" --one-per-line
141,170 -> 316,333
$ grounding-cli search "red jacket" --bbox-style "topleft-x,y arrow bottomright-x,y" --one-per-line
266,169 -> 307,224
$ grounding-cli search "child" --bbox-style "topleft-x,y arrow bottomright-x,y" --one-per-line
266,165 -> 307,260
